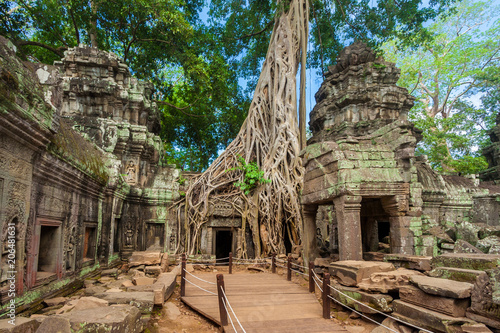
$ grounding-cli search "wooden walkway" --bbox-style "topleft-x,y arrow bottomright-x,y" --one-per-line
181,272 -> 348,333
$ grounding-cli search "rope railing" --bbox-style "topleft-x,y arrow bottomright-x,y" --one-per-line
184,268 -> 216,285
182,276 -> 217,295
221,287 -> 246,333
221,297 -> 238,332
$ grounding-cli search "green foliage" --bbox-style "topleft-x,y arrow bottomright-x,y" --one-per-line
383,0 -> 500,174
177,175 -> 187,186
231,157 -> 271,195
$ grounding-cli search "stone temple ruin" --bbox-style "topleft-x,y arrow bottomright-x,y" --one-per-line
1,35 -> 500,332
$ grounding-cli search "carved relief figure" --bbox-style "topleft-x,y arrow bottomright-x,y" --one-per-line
125,160 -> 137,184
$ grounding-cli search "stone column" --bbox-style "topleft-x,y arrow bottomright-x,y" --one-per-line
381,195 -> 414,255
302,205 -> 319,268
333,195 -> 362,261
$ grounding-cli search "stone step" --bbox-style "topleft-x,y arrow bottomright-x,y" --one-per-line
383,254 -> 432,271
432,253 -> 500,271
428,266 -> 487,284
393,300 -> 474,333
409,275 -> 473,299
399,285 -> 470,317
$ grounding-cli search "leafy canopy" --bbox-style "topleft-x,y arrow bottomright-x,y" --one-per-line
382,0 -> 500,174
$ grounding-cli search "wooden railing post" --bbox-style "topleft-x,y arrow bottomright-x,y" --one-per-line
216,274 -> 228,326
322,273 -> 331,319
287,255 -> 292,281
229,252 -> 233,274
180,253 -> 186,297
309,261 -> 315,293
271,253 -> 276,274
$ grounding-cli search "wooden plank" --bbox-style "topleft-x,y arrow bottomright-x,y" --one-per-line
182,273 -> 349,333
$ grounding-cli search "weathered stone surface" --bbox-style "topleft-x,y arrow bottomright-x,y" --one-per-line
329,261 -> 395,286
432,253 -> 500,271
154,273 -> 176,303
0,317 -> 40,333
160,254 -> 169,272
329,283 -> 393,313
358,268 -> 423,293
477,236 -> 500,254
363,252 -> 386,262
454,239 -> 483,254
101,268 -> 119,277
35,317 -> 71,333
409,275 -> 473,299
162,302 -> 181,320
393,300 -> 474,333
72,297 -> 109,311
314,257 -> 333,267
461,323 -> 494,333
470,269 -> 500,326
370,318 -> 413,333
466,310 -> 500,330
399,285 -> 470,317
145,266 -> 162,277
94,292 -> 154,314
84,285 -> 108,296
43,297 -> 67,307
428,267 -> 486,284
133,277 -> 155,286
58,305 -> 143,333
128,252 -> 162,267
384,254 -> 432,271
121,280 -> 134,288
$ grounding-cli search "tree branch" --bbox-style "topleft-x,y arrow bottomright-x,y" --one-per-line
15,40 -> 67,57
236,20 -> 274,40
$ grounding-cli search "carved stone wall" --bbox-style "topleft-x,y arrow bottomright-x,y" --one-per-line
0,36 -> 180,317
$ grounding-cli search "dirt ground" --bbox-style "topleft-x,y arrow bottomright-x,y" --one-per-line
148,263 -> 378,333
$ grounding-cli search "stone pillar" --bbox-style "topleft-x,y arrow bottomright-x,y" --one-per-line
333,195 -> 362,261
302,205 -> 319,268
389,216 -> 414,255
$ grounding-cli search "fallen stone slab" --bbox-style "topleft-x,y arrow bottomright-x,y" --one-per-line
428,267 -> 486,284
133,277 -> 155,286
461,322 -> 494,333
0,317 -> 39,333
329,261 -> 395,287
370,318 -> 413,333
43,297 -> 67,307
314,257 -> 333,268
329,283 -> 393,313
477,236 -> 500,254
160,254 -> 169,272
432,253 -> 500,271
399,285 -> 470,317
101,268 -> 119,277
145,266 -> 162,277
83,285 -> 107,296
454,239 -> 483,254
154,273 -> 176,304
384,254 -> 432,271
35,317 -> 71,333
121,280 -> 134,288
128,251 -> 162,267
393,300 -> 474,333
362,252 -> 385,262
162,302 -> 181,320
410,275 -> 473,299
358,268 -> 424,293
57,304 -> 143,333
55,296 -> 109,314
470,269 -> 500,327
94,291 -> 154,314
466,310 -> 500,330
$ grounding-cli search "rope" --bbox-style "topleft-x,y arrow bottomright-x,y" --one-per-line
275,263 -> 287,269
221,297 -> 238,333
313,275 -> 323,292
328,285 -> 433,333
182,277 -> 217,295
187,262 -> 229,266
221,287 -> 246,333
327,295 -> 399,333
184,269 -> 216,285
291,268 -> 308,277
185,256 -> 230,262
291,262 -> 306,269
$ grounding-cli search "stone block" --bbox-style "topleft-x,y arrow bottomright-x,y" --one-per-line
154,273 -> 176,303
329,283 -> 393,314
121,280 -> 134,288
0,317 -> 40,333
84,285 -> 107,296
432,253 -> 500,271
358,268 -> 424,293
393,300 -> 474,333
363,252 -> 385,262
71,297 -> 109,312
43,297 -> 67,307
101,268 -> 119,277
329,261 -> 395,286
409,275 -> 473,299
399,285 -> 470,317
95,292 -> 154,314
133,277 -> 155,286
383,254 -> 432,271
466,310 -> 500,330
461,323 -> 494,333
454,240 -> 482,254
58,305 -> 143,333
160,254 -> 169,272
128,251 -> 162,267
145,266 -> 162,277
428,267 -> 486,284
35,317 -> 71,333
314,257 -> 333,267
477,236 -> 500,254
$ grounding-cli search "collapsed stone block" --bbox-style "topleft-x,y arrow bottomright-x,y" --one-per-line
128,251 -> 162,267
329,283 -> 393,314
383,254 -> 432,271
329,261 -> 395,286
94,292 -> 154,314
428,267 -> 486,284
0,317 -> 40,333
409,275 -> 474,299
399,285 -> 469,317
432,253 -> 500,271
358,268 -> 424,293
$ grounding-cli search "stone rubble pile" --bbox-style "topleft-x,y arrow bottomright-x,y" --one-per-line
321,253 -> 500,332
0,251 -> 178,333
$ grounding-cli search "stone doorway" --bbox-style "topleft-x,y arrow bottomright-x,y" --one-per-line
36,222 -> 62,282
214,229 -> 233,261
360,198 -> 392,254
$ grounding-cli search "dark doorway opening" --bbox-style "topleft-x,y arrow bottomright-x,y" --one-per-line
378,221 -> 390,243
38,225 -> 61,280
215,229 -> 232,262
283,223 -> 292,255
360,198 -> 390,254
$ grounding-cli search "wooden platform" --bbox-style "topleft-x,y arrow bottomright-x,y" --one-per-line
181,272 -> 348,332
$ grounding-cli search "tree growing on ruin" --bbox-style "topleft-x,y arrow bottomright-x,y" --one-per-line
383,0 -> 500,174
